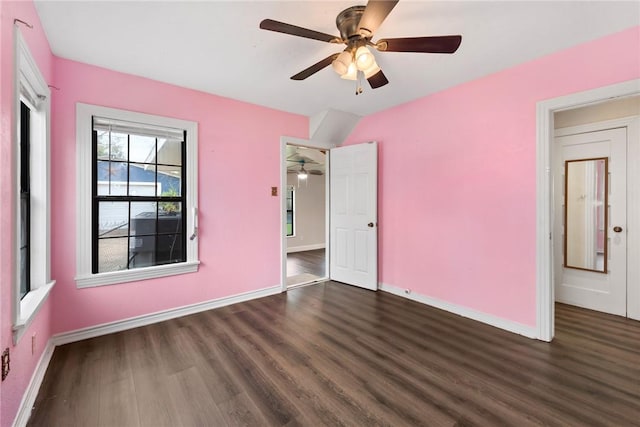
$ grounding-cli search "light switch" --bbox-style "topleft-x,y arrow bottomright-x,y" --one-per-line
271,187 -> 278,196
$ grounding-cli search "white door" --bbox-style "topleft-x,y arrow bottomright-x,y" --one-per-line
554,127 -> 627,316
330,142 -> 378,290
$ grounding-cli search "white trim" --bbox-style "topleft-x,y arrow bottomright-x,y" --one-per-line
286,243 -> 326,253
13,27 -> 53,344
52,285 -> 281,346
555,116 -> 640,136
536,79 -> 640,341
75,103 -> 199,288
379,283 -> 537,339
11,340 -> 55,427
76,261 -> 200,288
280,136 -> 334,292
13,281 -> 55,343
626,118 -> 640,320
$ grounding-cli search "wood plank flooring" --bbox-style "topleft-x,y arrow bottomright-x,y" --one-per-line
28,282 -> 640,426
286,249 -> 325,278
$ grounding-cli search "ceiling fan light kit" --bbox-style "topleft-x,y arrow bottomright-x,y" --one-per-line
259,0 -> 462,95
298,165 -> 308,179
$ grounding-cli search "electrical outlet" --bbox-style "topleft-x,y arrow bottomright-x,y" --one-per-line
1,348 -> 9,381
271,186 -> 278,196
32,334 -> 36,355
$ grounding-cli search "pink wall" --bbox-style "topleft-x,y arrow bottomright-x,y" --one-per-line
345,26 -> 640,327
0,2 -> 55,426
50,59 -> 308,334
1,2 -> 307,424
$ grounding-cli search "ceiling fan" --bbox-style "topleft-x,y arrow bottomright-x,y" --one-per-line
259,0 -> 462,94
287,159 -> 325,178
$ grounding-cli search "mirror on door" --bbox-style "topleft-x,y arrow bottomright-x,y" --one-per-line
564,157 -> 608,273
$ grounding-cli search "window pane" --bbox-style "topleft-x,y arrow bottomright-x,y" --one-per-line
129,235 -> 156,269
286,224 -> 293,236
159,204 -> 182,233
98,237 -> 129,273
20,196 -> 29,248
96,130 -> 110,160
157,165 -> 182,197
128,164 -> 158,196
157,137 -> 183,166
98,201 -> 129,238
156,234 -> 183,264
130,202 -> 157,236
97,161 -> 128,196
129,134 -> 156,163
109,132 -> 128,161
20,247 -> 29,298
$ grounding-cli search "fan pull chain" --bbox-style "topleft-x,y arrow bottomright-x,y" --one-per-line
355,70 -> 364,95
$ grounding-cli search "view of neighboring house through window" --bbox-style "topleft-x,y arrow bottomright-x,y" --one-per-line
286,186 -> 294,236
93,117 -> 186,273
19,101 -> 31,299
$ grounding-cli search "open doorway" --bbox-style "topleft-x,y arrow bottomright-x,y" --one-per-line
552,96 -> 639,319
536,80 -> 640,342
284,144 -> 328,287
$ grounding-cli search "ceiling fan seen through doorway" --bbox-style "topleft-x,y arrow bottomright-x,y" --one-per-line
259,0 -> 462,94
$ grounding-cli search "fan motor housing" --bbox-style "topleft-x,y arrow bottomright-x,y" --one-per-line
336,6 -> 366,40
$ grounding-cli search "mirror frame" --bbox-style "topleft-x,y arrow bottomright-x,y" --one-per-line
563,157 -> 608,273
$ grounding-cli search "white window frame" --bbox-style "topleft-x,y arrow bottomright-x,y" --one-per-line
76,103 -> 199,288
13,28 -> 55,343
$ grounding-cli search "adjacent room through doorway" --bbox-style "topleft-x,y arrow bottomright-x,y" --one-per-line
285,144 -> 327,287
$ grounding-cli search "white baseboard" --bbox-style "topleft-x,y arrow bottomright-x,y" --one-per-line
52,285 -> 281,346
12,340 -> 55,427
286,243 -> 325,253
379,283 -> 537,339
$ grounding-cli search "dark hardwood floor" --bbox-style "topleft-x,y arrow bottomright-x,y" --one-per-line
29,282 -> 640,426
286,249 -> 325,278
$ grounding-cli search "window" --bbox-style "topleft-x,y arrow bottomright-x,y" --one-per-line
13,29 -> 55,343
92,117 -> 186,273
77,104 -> 199,287
286,186 -> 295,237
19,102 -> 31,299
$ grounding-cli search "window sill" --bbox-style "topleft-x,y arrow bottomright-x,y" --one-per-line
75,260 -> 200,288
13,280 -> 56,344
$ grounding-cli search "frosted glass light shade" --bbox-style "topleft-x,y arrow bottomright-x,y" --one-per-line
332,51 -> 353,75
355,46 -> 375,71
363,61 -> 381,79
340,63 -> 358,80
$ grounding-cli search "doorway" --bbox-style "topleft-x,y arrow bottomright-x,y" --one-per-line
536,83 -> 640,341
284,143 -> 328,287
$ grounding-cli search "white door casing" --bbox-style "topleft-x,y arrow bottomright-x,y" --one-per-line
330,142 -> 378,290
536,80 -> 640,342
554,127 -> 627,316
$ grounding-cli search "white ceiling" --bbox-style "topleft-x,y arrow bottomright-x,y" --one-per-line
34,1 -> 639,118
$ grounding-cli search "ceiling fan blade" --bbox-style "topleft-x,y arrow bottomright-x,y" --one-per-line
367,69 -> 389,89
377,35 -> 462,54
291,53 -> 339,80
358,0 -> 399,37
260,19 -> 340,43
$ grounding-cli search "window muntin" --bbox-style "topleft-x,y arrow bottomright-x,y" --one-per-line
286,186 -> 294,237
92,117 -> 186,274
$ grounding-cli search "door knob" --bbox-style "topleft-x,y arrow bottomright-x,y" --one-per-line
368,222 -> 374,228
613,226 -> 623,233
